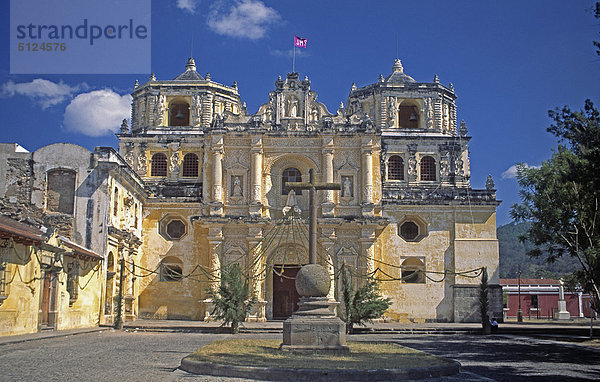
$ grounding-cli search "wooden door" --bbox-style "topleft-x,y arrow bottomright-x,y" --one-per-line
272,265 -> 301,319
40,272 -> 51,326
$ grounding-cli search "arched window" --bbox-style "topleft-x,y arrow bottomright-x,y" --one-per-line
151,153 -> 167,177
113,187 -> 119,216
398,103 -> 419,129
281,168 -> 302,195
46,169 -> 76,215
388,155 -> 404,180
182,153 -> 199,177
169,102 -> 190,126
160,257 -> 183,282
402,258 -> 425,284
420,156 -> 436,181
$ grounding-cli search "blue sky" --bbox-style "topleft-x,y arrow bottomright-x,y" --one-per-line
1,0 -> 599,226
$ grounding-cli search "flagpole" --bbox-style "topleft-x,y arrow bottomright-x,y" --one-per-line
292,34 -> 296,73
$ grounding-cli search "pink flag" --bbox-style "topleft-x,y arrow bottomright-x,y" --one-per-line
294,35 -> 307,48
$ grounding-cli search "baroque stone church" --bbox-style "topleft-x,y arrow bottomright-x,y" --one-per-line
0,57 -> 501,335
120,57 -> 501,322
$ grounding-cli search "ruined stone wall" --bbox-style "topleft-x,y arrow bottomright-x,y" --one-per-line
4,157 -> 32,204
0,155 -> 74,238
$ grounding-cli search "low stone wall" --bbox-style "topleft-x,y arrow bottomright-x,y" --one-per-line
453,284 -> 503,323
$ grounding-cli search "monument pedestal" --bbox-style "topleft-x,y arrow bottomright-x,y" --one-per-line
557,299 -> 570,320
556,280 -> 570,320
281,297 -> 349,352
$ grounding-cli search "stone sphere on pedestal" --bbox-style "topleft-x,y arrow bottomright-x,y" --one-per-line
295,264 -> 330,297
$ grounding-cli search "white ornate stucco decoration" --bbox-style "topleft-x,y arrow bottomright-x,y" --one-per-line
137,151 -> 148,174
154,94 -> 166,126
169,152 -> 180,174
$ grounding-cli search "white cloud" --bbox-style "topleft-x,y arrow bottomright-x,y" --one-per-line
501,163 -> 539,179
1,79 -> 79,109
63,89 -> 131,137
177,0 -> 198,14
208,0 -> 280,40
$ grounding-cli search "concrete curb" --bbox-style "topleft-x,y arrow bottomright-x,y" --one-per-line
179,356 -> 461,381
0,327 -> 107,346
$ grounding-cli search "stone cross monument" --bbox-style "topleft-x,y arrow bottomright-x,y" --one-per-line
280,169 -> 349,352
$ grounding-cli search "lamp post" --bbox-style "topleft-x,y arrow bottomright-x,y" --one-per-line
517,269 -> 523,323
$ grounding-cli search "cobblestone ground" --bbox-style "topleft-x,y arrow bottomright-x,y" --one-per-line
0,330 -> 598,381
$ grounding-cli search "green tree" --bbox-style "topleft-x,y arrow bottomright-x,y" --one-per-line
340,264 -> 392,334
511,100 -> 600,314
207,263 -> 255,334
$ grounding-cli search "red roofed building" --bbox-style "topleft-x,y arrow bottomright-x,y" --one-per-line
501,278 -> 595,320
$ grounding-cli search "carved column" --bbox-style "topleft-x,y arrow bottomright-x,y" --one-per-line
433,97 -> 443,131
319,226 -> 336,299
250,137 -> 263,216
407,144 -> 418,183
247,226 -> 266,321
361,138 -> 374,215
322,138 -> 335,217
202,92 -> 214,128
359,227 -> 376,283
203,226 -> 223,320
211,139 -> 224,216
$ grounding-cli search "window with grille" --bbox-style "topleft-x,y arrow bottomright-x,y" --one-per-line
151,153 -> 167,177
420,156 -> 436,181
281,168 -> 302,195
182,153 -> 199,177
67,262 -> 79,303
388,155 -> 404,180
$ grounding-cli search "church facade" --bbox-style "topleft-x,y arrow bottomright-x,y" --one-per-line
119,58 -> 501,323
0,58 -> 502,334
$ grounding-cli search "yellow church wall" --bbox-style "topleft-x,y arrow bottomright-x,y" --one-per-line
453,209 -> 499,284
379,207 -> 454,322
0,245 -> 41,336
55,257 -> 102,330
138,207 -> 207,320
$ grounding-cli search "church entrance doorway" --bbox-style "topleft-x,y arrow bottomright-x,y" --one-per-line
272,264 -> 301,319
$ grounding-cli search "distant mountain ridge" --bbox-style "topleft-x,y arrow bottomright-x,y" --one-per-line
497,222 -> 579,279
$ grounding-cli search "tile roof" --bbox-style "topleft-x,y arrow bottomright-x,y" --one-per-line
0,215 -> 44,245
59,236 -> 103,261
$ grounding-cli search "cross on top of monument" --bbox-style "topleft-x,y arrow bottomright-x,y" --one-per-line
285,169 -> 341,264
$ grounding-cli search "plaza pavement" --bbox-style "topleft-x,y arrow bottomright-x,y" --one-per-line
0,318 -> 597,346
0,320 -> 599,381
